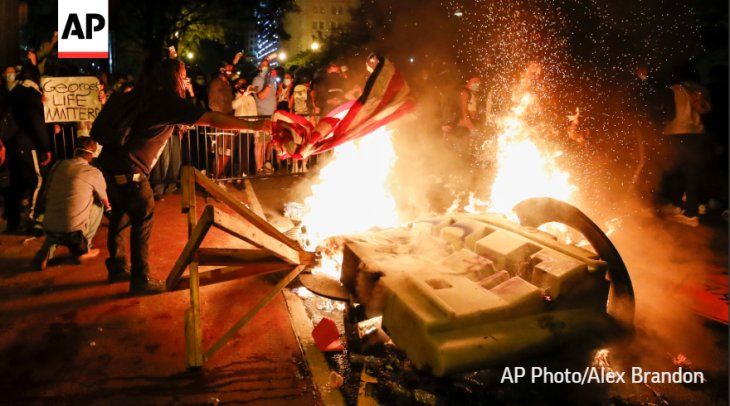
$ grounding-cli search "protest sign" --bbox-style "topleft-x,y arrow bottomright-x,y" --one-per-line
42,76 -> 102,123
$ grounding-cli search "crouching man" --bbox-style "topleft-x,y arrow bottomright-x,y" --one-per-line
32,138 -> 111,271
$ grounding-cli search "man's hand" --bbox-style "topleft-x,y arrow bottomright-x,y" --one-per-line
27,50 -> 38,66
39,151 -> 52,167
102,199 -> 112,211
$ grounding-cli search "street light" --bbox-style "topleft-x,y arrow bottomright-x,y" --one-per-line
186,51 -> 194,60
279,51 -> 287,61
310,41 -> 320,51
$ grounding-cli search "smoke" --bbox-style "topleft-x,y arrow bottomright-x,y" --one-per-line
288,0 -> 725,388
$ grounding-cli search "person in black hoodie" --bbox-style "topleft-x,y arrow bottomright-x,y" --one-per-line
2,60 -> 52,234
97,58 -> 266,294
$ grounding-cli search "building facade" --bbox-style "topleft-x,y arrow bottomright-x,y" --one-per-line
282,0 -> 360,56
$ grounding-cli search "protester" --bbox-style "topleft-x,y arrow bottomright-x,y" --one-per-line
2,61 -> 51,234
207,61 -> 234,115
251,60 -> 277,174
151,77 -> 195,199
233,83 -> 260,176
31,138 -> 109,271
95,58 -> 266,294
252,59 -> 277,116
277,72 -> 294,111
2,66 -> 17,95
659,80 -> 711,226
233,82 -> 258,117
290,76 -> 316,116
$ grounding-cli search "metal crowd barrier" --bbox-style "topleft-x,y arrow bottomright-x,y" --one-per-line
48,114 -> 321,181
49,124 -> 78,161
182,114 -> 320,181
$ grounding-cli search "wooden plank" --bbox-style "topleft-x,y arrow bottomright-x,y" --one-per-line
243,178 -> 266,218
211,207 -> 305,266
283,290 -> 346,405
194,169 -> 302,250
185,167 -> 204,369
177,263 -> 295,290
180,166 -> 194,214
204,265 -> 306,360
166,205 -> 214,291
196,248 -> 274,265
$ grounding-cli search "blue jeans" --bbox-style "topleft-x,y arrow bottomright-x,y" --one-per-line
38,203 -> 104,259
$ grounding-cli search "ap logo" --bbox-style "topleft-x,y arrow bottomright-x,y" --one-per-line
58,0 -> 109,58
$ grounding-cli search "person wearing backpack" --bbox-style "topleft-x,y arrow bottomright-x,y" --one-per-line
93,58 -> 267,295
659,80 -> 712,226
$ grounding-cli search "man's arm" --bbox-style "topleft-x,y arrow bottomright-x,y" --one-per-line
90,170 -> 111,210
257,83 -> 273,101
195,111 -> 267,131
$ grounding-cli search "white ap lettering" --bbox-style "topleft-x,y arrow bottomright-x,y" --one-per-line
500,367 -> 526,383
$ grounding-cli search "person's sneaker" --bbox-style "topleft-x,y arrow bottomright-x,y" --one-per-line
31,249 -> 50,271
670,213 -> 699,227
130,278 -> 166,295
108,269 -> 131,283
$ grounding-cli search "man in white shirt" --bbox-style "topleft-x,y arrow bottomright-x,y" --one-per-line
32,137 -> 111,271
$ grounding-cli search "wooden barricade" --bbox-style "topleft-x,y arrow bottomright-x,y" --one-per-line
167,166 -> 314,368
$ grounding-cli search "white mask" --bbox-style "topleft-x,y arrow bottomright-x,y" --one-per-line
283,78 -> 292,86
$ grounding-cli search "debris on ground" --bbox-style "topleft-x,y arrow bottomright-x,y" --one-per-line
312,317 -> 344,352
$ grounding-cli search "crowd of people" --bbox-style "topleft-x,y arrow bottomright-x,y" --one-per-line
0,31 -> 726,296
0,36 -> 372,294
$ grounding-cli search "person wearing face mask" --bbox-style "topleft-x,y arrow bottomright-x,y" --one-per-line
458,76 -> 483,133
277,72 -> 294,111
207,62 -> 234,115
2,66 -> 17,93
252,59 -> 277,116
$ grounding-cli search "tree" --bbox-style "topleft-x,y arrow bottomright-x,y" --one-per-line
111,0 -> 256,75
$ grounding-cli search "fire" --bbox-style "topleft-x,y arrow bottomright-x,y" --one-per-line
483,64 -> 576,218
295,127 -> 400,277
293,64 -> 579,279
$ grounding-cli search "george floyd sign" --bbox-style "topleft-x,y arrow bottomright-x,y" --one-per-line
57,0 -> 109,58
42,76 -> 102,123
